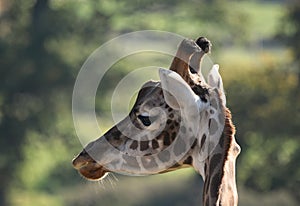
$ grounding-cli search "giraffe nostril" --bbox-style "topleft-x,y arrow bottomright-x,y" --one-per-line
72,155 -> 87,169
72,149 -> 95,169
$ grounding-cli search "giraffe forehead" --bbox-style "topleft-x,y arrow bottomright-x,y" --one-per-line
135,88 -> 165,113
135,82 -> 163,104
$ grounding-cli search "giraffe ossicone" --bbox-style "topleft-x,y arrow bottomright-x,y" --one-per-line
72,37 -> 241,206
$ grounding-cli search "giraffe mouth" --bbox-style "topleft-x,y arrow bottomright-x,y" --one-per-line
72,150 -> 109,180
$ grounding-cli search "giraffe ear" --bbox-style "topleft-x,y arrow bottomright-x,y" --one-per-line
207,64 -> 226,105
159,68 -> 208,112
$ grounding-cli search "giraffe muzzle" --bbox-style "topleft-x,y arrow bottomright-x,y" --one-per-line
72,149 -> 109,180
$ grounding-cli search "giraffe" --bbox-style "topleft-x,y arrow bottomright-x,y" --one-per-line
72,37 -> 241,206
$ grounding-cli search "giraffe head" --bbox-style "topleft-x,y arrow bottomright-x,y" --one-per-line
72,37 -> 227,181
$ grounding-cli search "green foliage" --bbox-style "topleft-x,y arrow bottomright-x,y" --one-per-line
0,0 -> 299,205
224,63 -> 300,197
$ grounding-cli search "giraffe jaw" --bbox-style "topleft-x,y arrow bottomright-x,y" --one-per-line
72,151 -> 109,180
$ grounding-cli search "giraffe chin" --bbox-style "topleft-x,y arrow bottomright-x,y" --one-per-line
78,163 -> 109,180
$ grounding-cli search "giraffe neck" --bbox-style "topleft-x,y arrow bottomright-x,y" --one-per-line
203,108 -> 240,206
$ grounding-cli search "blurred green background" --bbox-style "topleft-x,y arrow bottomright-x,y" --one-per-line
0,0 -> 299,205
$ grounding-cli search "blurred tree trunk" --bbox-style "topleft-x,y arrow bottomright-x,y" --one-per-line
287,1 -> 300,90
0,0 -> 51,205
0,188 -> 6,206
281,3 -> 300,203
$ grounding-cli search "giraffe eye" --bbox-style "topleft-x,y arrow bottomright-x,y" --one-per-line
137,114 -> 151,126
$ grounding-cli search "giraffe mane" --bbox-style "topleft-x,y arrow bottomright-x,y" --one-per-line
222,108 -> 235,157
216,107 -> 240,205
